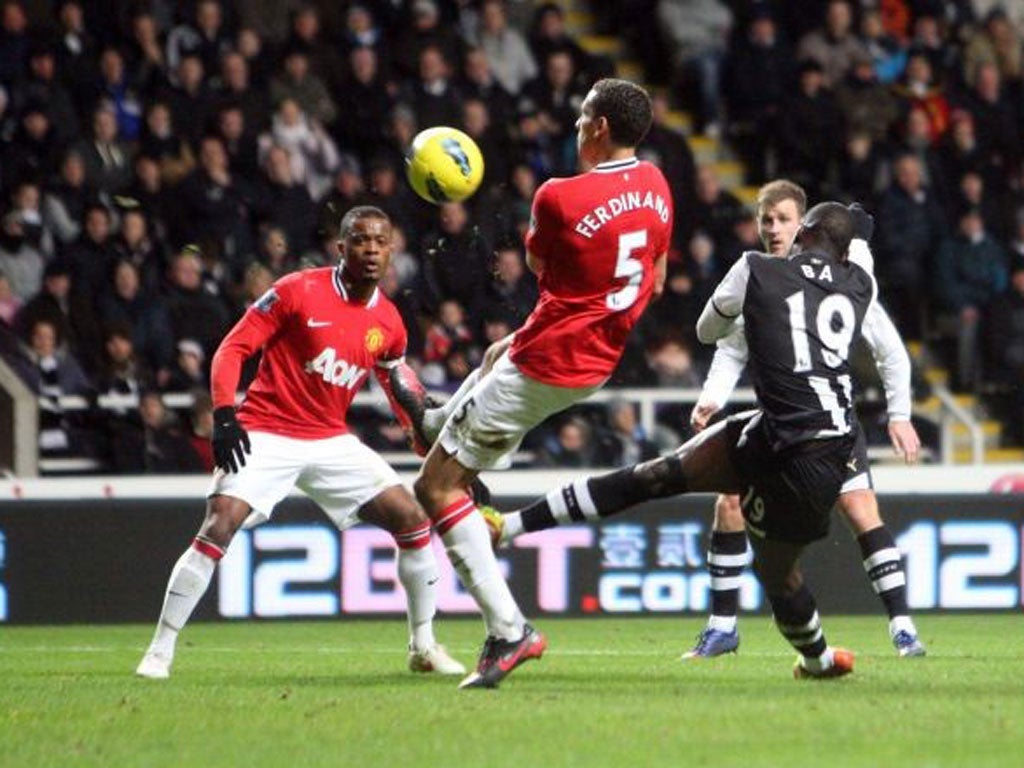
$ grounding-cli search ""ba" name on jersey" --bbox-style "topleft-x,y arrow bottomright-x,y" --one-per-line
801,264 -> 833,282
305,348 -> 367,389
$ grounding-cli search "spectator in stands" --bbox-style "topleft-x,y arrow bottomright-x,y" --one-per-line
963,7 -> 1021,86
835,50 -> 899,143
162,53 -> 213,146
76,102 -> 134,196
891,52 -> 950,145
909,13 -> 960,86
797,0 -> 869,89
645,334 -> 703,388
334,46 -> 394,166
940,109 -> 1002,194
722,9 -> 793,183
401,44 -> 464,132
256,226 -> 297,277
96,323 -> 154,400
831,130 -> 886,205
24,317 -> 94,460
953,171 -> 1001,239
112,202 -> 165,294
9,180 -> 53,259
961,62 -> 1020,180
891,106 -> 951,206
110,390 -> 204,474
270,47 -> 337,127
394,0 -> 463,81
177,135 -> 259,272
424,298 -> 475,366
0,268 -> 20,326
476,244 -> 537,329
362,155 -> 421,243
286,4 -> 346,96
692,165 -> 746,252
42,150 -> 92,248
94,47 -> 144,143
259,143 -> 316,256
472,0 -> 537,95
933,206 -> 1008,390
64,202 -> 117,300
0,210 -> 44,303
461,98 -> 509,194
54,1 -> 99,117
876,152 -> 947,338
535,415 -> 598,468
419,201 -> 492,314
260,97 -> 340,201
186,390 -> 216,472
2,102 -> 59,191
529,3 -> 596,86
986,259 -> 1024,443
124,10 -> 166,95
639,91 -> 697,246
657,0 -> 732,135
97,258 -> 173,379
139,101 -> 196,187
0,0 -> 30,89
340,4 -> 385,59
777,59 -> 841,199
460,45 -> 517,128
214,102 -> 260,184
215,51 -> 270,135
857,7 -> 907,84
1008,208 -> 1024,264
163,246 -> 230,363
597,398 -> 660,466
22,41 -> 79,146
166,0 -> 233,76
317,155 -> 366,242
521,48 -> 587,174
164,337 -> 209,393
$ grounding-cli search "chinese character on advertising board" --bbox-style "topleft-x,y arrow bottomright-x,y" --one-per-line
600,524 -> 647,568
656,523 -> 704,568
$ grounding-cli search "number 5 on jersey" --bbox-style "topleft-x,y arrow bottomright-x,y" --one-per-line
606,230 -> 647,311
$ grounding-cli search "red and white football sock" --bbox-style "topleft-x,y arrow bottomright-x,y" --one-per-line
394,520 -> 438,651
146,537 -> 223,657
436,496 -> 525,641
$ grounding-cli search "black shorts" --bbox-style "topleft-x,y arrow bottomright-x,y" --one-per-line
726,412 -> 858,545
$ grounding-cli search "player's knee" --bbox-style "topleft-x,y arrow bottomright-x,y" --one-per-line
412,474 -> 443,511
713,495 -> 744,531
838,489 -> 882,533
201,496 -> 248,548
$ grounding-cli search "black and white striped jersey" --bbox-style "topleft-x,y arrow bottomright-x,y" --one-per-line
698,249 -> 876,450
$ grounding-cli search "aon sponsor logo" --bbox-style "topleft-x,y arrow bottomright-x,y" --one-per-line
305,348 -> 367,388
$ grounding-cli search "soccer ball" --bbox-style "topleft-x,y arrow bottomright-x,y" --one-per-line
405,127 -> 484,204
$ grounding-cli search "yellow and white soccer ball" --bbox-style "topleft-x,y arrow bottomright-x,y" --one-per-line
405,127 -> 484,204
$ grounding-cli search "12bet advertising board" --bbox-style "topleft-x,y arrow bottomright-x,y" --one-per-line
1,491 -> 1022,623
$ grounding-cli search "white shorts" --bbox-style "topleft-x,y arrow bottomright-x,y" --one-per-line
208,431 -> 401,530
438,352 -> 601,471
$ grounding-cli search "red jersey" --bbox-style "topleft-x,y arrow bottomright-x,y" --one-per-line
512,157 -> 673,387
211,267 -> 406,439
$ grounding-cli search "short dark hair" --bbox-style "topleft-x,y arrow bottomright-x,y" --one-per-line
803,201 -> 854,260
589,78 -> 652,147
338,205 -> 390,239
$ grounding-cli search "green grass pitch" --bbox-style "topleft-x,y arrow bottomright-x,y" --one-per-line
1,616 -> 1021,768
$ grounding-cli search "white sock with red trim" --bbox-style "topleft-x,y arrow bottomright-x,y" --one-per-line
147,537 -> 223,657
435,496 -> 525,641
394,521 -> 437,651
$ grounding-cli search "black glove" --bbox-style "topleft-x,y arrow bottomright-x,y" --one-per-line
848,203 -> 874,242
212,406 -> 250,473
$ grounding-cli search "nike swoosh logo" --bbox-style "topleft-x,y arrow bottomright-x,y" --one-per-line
307,319 -> 331,328
427,577 -> 440,586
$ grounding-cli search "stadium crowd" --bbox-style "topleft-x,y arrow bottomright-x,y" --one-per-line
0,0 -> 1021,473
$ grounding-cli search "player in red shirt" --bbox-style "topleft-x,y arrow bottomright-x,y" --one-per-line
402,79 -> 673,688
136,206 -> 464,679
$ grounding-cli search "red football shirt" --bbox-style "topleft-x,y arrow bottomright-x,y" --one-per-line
511,157 -> 673,387
211,267 -> 406,439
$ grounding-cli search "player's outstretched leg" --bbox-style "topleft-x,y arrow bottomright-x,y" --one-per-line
136,496 -> 249,679
857,524 -> 925,657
